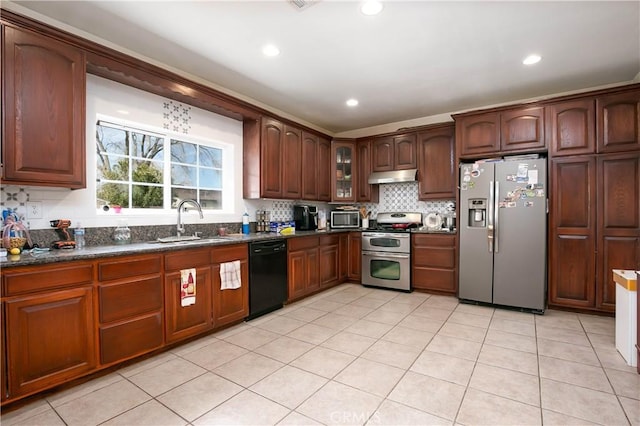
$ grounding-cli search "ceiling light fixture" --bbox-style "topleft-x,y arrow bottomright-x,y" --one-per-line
346,99 -> 359,107
262,44 -> 280,57
523,54 -> 542,65
361,1 -> 383,16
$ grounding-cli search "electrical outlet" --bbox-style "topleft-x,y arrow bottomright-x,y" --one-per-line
26,201 -> 43,219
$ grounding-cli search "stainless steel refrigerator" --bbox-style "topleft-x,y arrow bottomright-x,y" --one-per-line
459,157 -> 547,312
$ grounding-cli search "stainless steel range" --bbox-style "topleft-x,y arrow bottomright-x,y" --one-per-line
361,212 -> 422,291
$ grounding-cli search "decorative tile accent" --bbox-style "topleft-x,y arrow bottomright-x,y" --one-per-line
361,182 -> 454,219
0,185 -> 29,220
163,101 -> 192,134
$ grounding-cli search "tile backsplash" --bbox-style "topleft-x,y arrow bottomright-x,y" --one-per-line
361,182 -> 454,219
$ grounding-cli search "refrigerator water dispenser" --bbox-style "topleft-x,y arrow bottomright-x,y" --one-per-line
468,199 -> 486,227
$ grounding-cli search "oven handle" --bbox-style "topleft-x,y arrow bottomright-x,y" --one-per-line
362,233 -> 410,239
362,252 -> 410,259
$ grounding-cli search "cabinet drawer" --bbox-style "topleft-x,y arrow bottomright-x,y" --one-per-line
288,236 -> 319,251
98,255 -> 161,281
165,248 -> 211,271
99,276 -> 163,323
413,234 -> 455,247
211,243 -> 248,263
413,247 -> 455,269
413,268 -> 456,293
99,312 -> 163,365
2,262 -> 94,296
320,234 -> 340,246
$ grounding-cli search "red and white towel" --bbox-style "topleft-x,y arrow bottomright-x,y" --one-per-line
180,268 -> 196,307
220,260 -> 241,290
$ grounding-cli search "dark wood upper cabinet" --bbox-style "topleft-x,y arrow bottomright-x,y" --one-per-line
456,112 -> 500,157
356,139 -> 378,202
501,106 -> 545,152
259,118 -> 284,198
372,133 -> 416,171
417,125 -> 455,200
301,132 -> 319,200
2,26 -> 86,188
331,140 -> 356,202
597,90 -> 640,153
282,125 -> 302,199
317,137 -> 332,201
547,98 -> 596,156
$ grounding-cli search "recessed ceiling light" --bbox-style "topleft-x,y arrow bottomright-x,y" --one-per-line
116,109 -> 130,115
523,54 -> 542,65
262,44 -> 280,57
361,1 -> 383,16
346,99 -> 359,107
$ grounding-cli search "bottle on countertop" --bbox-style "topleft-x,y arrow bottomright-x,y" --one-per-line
74,222 -> 85,249
242,212 -> 250,235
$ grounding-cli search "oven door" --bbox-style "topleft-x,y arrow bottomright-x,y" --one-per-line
362,232 -> 410,253
361,251 -> 411,291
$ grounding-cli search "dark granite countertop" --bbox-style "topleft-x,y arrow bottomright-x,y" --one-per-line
411,229 -> 457,235
0,229 -> 353,268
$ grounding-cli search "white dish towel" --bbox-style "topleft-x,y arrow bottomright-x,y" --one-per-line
220,260 -> 242,290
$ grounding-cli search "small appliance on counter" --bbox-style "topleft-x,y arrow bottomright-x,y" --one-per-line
330,210 -> 360,229
293,204 -> 318,231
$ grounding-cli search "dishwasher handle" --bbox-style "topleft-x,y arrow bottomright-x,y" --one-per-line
250,240 -> 287,255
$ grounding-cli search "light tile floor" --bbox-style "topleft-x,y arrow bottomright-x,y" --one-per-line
2,283 -> 639,425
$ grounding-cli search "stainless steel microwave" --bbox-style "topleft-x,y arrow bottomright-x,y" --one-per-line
331,211 -> 360,229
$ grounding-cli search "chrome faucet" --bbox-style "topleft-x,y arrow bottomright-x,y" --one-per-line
176,199 -> 203,237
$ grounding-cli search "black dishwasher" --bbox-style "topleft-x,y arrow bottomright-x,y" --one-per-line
247,239 -> 288,320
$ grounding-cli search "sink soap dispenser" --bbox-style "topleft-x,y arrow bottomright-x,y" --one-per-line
242,212 -> 250,235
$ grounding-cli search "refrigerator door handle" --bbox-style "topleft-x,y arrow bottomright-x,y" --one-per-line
494,181 -> 499,253
487,181 -> 494,252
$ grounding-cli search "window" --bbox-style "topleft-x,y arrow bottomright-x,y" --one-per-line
96,120 -> 228,211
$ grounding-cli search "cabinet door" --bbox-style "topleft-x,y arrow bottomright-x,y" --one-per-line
339,234 -> 349,281
288,250 -> 308,301
2,26 -> 86,188
6,287 -> 96,397
456,112 -> 500,157
164,266 -> 213,343
394,133 -> 417,169
307,248 -> 320,293
356,139 -> 378,202
1,302 -> 6,403
501,106 -> 545,152
348,232 -> 362,281
596,153 -> 640,311
317,137 -> 332,201
412,234 -> 456,294
282,125 -> 302,199
212,259 -> 249,327
547,98 -> 596,156
372,137 -> 394,171
332,141 -> 356,202
549,157 -> 596,308
260,118 -> 283,198
301,132 -> 319,200
597,90 -> 640,153
319,236 -> 339,288
417,126 -> 455,200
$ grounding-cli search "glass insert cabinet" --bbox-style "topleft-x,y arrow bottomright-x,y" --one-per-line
331,140 -> 356,202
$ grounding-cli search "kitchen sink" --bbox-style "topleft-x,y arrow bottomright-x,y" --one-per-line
152,236 -> 232,244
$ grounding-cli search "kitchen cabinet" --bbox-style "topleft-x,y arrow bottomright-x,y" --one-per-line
339,234 -> 349,281
356,139 -> 379,202
372,133 -> 417,171
417,124 -> 456,200
319,235 -> 340,288
97,254 -> 163,365
456,106 -> 545,158
332,140 -> 357,202
164,248 -> 214,343
2,261 -> 96,399
547,98 -> 596,157
287,236 -> 320,302
597,89 -> 640,153
301,132 -> 332,201
282,125 -> 302,199
347,232 -> 362,282
1,302 -> 6,403
2,25 -> 86,188
549,152 -> 640,312
211,244 -> 249,327
412,234 -> 457,294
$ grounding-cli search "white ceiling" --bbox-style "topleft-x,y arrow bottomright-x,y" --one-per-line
7,1 -> 640,134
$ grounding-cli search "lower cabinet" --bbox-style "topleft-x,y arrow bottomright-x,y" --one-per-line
288,236 -> 320,302
164,248 -> 214,343
97,254 -> 163,365
412,234 -> 457,294
5,286 -> 96,398
2,261 -> 96,401
348,232 -> 362,281
319,235 -> 340,288
211,244 -> 249,328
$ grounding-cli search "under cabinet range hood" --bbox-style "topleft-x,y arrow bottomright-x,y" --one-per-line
368,168 -> 417,184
